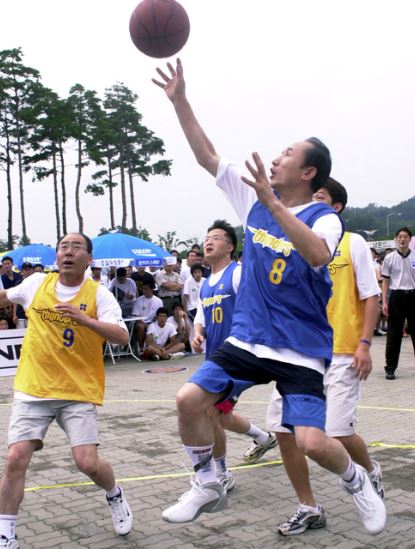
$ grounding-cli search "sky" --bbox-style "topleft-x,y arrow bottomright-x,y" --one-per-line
1,0 -> 414,247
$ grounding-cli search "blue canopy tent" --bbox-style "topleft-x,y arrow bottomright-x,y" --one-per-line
91,233 -> 172,268
5,243 -> 56,270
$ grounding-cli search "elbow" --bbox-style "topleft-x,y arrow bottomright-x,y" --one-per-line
308,251 -> 332,268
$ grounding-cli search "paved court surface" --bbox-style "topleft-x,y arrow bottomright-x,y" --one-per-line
0,336 -> 414,548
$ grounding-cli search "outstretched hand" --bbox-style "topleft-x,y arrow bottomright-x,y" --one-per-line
241,152 -> 278,208
152,58 -> 185,101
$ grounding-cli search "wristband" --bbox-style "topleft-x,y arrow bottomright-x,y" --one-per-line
359,338 -> 371,347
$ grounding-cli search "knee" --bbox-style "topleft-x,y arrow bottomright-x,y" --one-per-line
176,384 -> 207,419
4,444 -> 33,479
74,453 -> 99,478
295,432 -> 324,460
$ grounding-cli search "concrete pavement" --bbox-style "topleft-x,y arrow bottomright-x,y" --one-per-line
0,336 -> 414,548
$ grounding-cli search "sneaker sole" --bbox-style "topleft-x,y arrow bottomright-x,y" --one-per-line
278,517 -> 327,536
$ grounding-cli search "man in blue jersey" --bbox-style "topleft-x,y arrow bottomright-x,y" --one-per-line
152,60 -> 386,534
193,219 -> 277,493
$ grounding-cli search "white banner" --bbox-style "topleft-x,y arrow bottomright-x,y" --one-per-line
0,328 -> 25,377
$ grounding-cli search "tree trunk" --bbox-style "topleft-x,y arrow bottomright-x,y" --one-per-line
119,153 -> 127,230
107,152 -> 115,230
75,138 -> 83,233
128,162 -> 138,235
52,147 -> 61,241
4,118 -> 14,249
59,143 -> 67,235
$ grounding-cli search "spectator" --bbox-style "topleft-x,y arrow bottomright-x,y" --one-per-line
90,266 -> 109,287
182,263 -> 205,322
108,267 -> 137,317
132,280 -> 163,351
180,250 -> 198,285
141,307 -> 186,360
167,302 -> 190,352
0,315 -> 13,330
1,256 -> 22,290
12,262 -> 33,328
154,259 -> 183,314
381,227 -> 415,379
33,264 -> 44,273
126,265 -> 134,278
130,266 -> 155,296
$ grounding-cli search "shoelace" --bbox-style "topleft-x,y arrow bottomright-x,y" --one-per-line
286,506 -> 309,524
108,495 -> 127,522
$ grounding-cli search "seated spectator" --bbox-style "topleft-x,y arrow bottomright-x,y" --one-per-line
182,263 -> 205,322
167,302 -> 190,350
154,259 -> 183,314
1,256 -> 22,289
132,280 -> 163,351
131,266 -> 155,296
141,307 -> 185,360
108,267 -> 137,317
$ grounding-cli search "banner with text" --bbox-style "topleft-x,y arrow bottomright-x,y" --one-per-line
0,329 -> 25,377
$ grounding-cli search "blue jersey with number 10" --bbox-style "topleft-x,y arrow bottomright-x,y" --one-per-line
200,262 -> 238,359
230,201 -> 338,365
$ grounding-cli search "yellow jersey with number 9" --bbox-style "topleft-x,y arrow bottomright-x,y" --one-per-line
14,273 -> 106,405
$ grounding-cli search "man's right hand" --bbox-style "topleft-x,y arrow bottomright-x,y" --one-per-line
152,59 -> 185,102
192,333 -> 205,353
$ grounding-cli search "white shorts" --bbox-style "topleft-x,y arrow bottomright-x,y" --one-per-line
266,355 -> 360,437
8,400 -> 99,451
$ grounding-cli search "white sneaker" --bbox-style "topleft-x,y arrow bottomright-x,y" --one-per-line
243,432 -> 278,464
106,486 -> 133,536
218,472 -> 236,494
162,480 -> 227,523
169,352 -> 186,360
370,460 -> 385,499
0,537 -> 20,549
341,464 -> 386,534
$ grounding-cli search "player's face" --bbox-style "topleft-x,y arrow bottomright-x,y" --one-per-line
396,231 -> 410,250
157,313 -> 168,327
203,229 -> 233,261
269,141 -> 312,189
56,233 -> 92,278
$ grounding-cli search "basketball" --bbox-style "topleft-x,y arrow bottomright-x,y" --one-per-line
129,0 -> 190,59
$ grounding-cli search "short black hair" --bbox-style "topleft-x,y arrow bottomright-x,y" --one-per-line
304,137 -> 332,192
395,226 -> 412,238
156,307 -> 169,316
116,267 -> 127,277
142,278 -> 156,290
56,233 -> 93,254
320,177 -> 348,213
190,263 -> 203,276
207,219 -> 238,254
1,256 -> 13,264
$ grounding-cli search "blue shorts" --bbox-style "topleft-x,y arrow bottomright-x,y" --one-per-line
189,342 -> 326,431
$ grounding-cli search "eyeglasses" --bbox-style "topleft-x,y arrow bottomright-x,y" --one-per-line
58,242 -> 88,252
203,235 -> 230,244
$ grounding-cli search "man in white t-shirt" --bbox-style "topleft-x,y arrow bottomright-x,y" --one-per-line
167,302 -> 190,353
0,233 -> 132,548
108,267 -> 137,317
132,280 -> 163,351
182,264 -> 205,322
141,307 -> 185,361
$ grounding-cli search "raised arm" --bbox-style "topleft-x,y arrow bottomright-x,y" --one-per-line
152,59 -> 220,176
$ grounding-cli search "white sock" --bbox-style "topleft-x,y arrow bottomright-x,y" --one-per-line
0,515 -> 17,539
341,459 -> 360,483
214,455 -> 228,476
184,444 -> 217,485
106,484 -> 121,499
246,423 -> 269,444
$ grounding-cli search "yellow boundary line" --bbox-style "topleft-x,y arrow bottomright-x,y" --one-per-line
23,442 -> 415,493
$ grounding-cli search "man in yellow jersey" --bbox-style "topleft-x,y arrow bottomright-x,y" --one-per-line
265,179 -> 385,536
0,233 -> 133,549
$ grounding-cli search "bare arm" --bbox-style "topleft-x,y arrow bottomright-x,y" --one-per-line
381,277 -> 390,316
192,322 -> 205,353
54,303 -> 128,345
153,59 -> 220,176
0,290 -> 12,309
352,295 -> 378,381
242,153 -> 332,266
